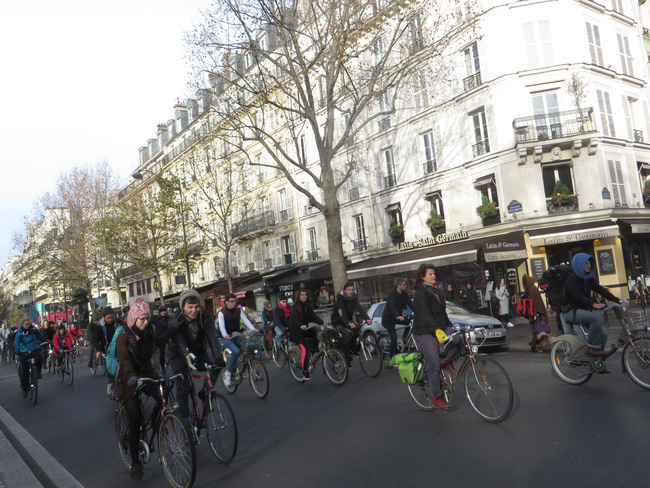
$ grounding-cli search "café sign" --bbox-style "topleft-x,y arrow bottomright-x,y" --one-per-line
397,230 -> 469,252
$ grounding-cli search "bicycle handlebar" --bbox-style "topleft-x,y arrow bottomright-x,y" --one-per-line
137,373 -> 182,389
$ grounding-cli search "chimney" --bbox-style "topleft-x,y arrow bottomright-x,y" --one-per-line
174,100 -> 188,130
157,123 -> 169,147
138,146 -> 149,165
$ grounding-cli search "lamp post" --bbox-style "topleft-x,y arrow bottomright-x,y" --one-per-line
132,169 -> 193,288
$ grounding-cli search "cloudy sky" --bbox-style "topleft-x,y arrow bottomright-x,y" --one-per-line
0,0 -> 211,265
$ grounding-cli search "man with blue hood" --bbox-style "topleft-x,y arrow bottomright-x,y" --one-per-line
562,253 -> 623,357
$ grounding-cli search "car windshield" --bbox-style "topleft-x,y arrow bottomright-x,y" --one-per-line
446,302 -> 472,315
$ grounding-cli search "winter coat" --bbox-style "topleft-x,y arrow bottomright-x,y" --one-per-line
91,317 -> 121,353
53,333 -> 73,357
382,287 -> 413,327
459,285 -> 479,312
151,314 -> 170,337
564,253 -> 620,311
331,290 -> 370,326
15,326 -> 44,354
116,325 -> 159,402
273,305 -> 291,332
163,309 -> 220,361
494,284 -> 510,317
412,284 -> 452,336
289,300 -> 323,343
523,275 -> 548,321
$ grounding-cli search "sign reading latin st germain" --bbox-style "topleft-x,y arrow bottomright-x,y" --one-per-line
397,230 -> 469,252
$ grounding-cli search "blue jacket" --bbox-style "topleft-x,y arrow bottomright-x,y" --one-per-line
15,326 -> 43,354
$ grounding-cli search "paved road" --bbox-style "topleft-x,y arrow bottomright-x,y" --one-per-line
1,343 -> 649,488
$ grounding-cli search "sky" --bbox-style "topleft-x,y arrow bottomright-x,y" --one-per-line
0,0 -> 212,266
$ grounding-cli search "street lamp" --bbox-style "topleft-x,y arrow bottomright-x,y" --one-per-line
132,169 -> 193,288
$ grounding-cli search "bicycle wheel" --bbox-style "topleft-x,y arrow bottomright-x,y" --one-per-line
272,341 -> 287,368
99,357 -> 106,376
223,367 -> 239,394
47,354 -> 54,374
75,348 -> 83,364
58,358 -> 65,383
550,339 -> 592,385
115,404 -> 132,470
623,336 -> 650,390
323,349 -> 348,386
66,356 -> 74,386
205,392 -> 238,464
287,347 -> 305,382
158,412 -> 196,488
463,356 -> 513,423
262,335 -> 273,359
359,334 -> 382,378
90,359 -> 98,375
249,359 -> 270,398
407,376 -> 435,411
30,365 -> 38,406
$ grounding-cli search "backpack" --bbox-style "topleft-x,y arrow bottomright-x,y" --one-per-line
106,325 -> 124,377
516,295 -> 534,318
538,264 -> 573,313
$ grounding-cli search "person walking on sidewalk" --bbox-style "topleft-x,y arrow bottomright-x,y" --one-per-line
522,275 -> 551,352
494,278 -> 515,329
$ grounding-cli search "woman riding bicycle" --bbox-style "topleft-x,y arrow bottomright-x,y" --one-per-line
15,319 -> 44,398
412,263 -> 457,408
289,290 -> 323,380
53,324 -> 73,369
115,297 -> 161,481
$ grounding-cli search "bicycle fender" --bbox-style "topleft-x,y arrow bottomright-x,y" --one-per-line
553,334 -> 589,359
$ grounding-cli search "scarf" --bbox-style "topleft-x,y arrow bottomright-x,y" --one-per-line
279,302 -> 291,318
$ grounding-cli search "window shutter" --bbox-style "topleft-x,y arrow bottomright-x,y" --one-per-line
622,96 -> 633,139
523,22 -> 539,68
286,190 -> 293,220
272,237 -> 282,267
607,159 -> 627,206
289,234 -> 296,263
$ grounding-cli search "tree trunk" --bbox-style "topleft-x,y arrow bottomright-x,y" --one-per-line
322,189 -> 347,292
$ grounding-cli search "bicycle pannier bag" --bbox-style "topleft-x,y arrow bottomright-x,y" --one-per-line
390,352 -> 425,384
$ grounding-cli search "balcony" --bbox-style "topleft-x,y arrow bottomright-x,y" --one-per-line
472,140 -> 490,158
384,174 -> 397,189
423,160 -> 436,175
231,210 -> 276,239
513,108 -> 596,144
463,71 -> 481,92
634,129 -> 644,143
546,195 -> 579,215
280,209 -> 289,222
265,258 -> 272,268
352,238 -> 368,251
306,249 -> 319,261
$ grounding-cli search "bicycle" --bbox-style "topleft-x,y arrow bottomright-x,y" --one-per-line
221,331 -> 270,399
551,302 -> 650,389
71,340 -> 83,364
397,325 -> 513,422
43,342 -> 55,374
272,331 -> 290,368
355,319 -> 415,378
18,346 -> 46,406
115,374 -> 196,488
57,349 -> 74,386
361,317 -> 417,372
287,324 -> 349,386
187,363 -> 238,464
91,352 -> 107,376
259,322 -> 274,359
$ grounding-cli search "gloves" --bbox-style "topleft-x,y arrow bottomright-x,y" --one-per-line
127,376 -> 138,387
186,353 -> 197,371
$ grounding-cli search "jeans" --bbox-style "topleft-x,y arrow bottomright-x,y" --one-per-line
561,308 -> 607,349
219,337 -> 243,373
275,326 -> 286,347
170,348 -> 214,425
414,327 -> 456,398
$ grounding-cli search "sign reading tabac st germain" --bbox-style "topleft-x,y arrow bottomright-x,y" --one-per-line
397,230 -> 469,252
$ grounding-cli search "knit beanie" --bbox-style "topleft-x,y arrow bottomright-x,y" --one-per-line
179,289 -> 204,310
127,297 -> 151,328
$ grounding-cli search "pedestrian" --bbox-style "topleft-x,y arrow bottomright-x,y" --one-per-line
459,282 -> 479,313
382,277 -> 413,358
494,278 -> 515,329
522,275 -> 551,352
443,284 -> 456,304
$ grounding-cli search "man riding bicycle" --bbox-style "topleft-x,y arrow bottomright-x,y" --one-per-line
331,282 -> 372,367
15,319 -> 44,398
217,293 -> 258,387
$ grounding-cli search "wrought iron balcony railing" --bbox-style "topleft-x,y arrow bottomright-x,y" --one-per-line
423,160 -> 436,175
384,174 -> 397,189
231,210 -> 276,238
513,108 -> 596,144
472,140 -> 490,158
352,238 -> 367,251
463,71 -> 481,92
306,249 -> 319,261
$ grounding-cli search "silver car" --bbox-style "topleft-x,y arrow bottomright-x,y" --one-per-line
363,301 -> 508,350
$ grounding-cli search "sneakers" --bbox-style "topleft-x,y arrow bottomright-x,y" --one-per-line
434,396 -> 451,408
223,371 -> 232,387
130,463 -> 143,480
506,322 -> 515,328
21,390 -> 28,398
585,347 -> 605,356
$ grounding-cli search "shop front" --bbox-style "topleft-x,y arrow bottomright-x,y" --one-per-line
264,263 -> 334,314
617,218 -> 650,298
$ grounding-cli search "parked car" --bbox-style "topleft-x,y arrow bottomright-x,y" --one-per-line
364,301 -> 508,350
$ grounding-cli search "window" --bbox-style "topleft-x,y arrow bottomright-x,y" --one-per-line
597,90 -> 616,137
474,175 -> 499,208
422,131 -> 437,174
299,135 -> 307,165
470,108 -> 490,157
586,23 -> 604,66
617,34 -> 634,77
410,13 -> 424,52
523,21 -> 554,68
386,203 -> 403,227
353,214 -> 367,251
413,70 -> 429,110
542,164 -> 574,198
281,235 -> 296,265
378,91 -> 391,131
612,0 -> 624,14
373,38 -> 384,67
607,159 -> 627,206
278,188 -> 293,221
383,147 -> 396,188
263,241 -> 272,268
532,91 -> 561,140
426,191 -> 446,226
463,42 -> 481,91
307,228 -> 318,261
622,96 -> 638,140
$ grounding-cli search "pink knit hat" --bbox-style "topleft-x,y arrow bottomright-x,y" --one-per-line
127,297 -> 150,328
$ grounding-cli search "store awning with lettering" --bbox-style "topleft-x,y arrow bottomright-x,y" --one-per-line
482,231 -> 527,262
528,224 -> 619,247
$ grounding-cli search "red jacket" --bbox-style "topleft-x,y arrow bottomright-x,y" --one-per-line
53,333 -> 73,357
68,327 -> 83,341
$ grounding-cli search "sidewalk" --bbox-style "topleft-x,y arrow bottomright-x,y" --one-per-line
0,403 -> 82,488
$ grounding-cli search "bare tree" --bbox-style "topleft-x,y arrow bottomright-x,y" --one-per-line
185,0 -> 479,290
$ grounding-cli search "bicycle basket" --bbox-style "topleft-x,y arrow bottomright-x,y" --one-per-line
244,338 -> 262,353
320,328 -> 339,341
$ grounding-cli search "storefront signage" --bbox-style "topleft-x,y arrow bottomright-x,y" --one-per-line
631,224 -> 650,233
529,226 -> 619,247
507,200 -> 523,213
484,250 -> 528,262
531,257 -> 547,281
483,231 -> 526,262
596,249 -> 616,275
397,230 -> 469,252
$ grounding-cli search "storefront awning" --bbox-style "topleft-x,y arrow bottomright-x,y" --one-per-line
618,218 -> 650,234
528,225 -> 619,247
266,263 -> 332,293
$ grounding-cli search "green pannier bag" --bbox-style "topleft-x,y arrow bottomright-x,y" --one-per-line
390,352 -> 425,384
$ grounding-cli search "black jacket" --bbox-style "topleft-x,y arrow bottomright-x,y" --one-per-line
91,317 -> 122,352
161,309 -> 219,361
273,305 -> 291,332
382,287 -> 413,327
289,301 -> 323,343
151,314 -> 170,337
412,284 -> 452,336
331,290 -> 370,326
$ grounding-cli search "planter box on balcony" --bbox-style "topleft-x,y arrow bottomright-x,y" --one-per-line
481,214 -> 500,227
430,224 -> 446,236
391,235 -> 405,244
547,199 -> 578,214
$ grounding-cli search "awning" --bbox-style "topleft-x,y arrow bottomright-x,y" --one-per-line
347,240 -> 477,280
528,225 -> 619,247
618,218 -> 650,234
234,275 -> 266,295
482,231 -> 527,262
266,263 -> 332,293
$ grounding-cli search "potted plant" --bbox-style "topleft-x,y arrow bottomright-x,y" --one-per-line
552,180 -> 576,206
476,196 -> 497,224
389,219 -> 405,243
425,208 -> 445,233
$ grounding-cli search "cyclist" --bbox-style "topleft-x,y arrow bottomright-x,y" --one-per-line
331,282 -> 371,367
15,319 -> 44,398
217,293 -> 257,387
412,263 -> 457,408
273,298 -> 291,348
151,306 -> 170,374
382,277 -> 413,359
53,324 -> 73,370
290,290 -> 322,380
41,319 -> 56,343
91,307 -> 123,398
261,299 -> 274,347
161,289 -> 221,427
68,322 -> 83,342
115,297 -> 161,480
0,323 -> 9,361
562,253 -> 624,359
